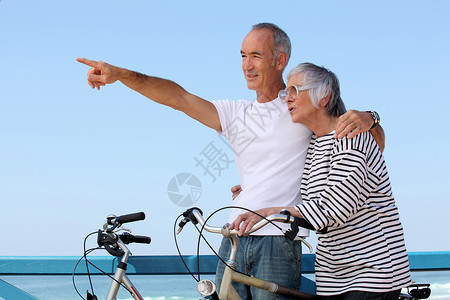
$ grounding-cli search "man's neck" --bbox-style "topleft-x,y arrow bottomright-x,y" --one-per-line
255,81 -> 286,103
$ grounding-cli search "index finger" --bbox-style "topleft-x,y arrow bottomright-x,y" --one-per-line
76,57 -> 99,68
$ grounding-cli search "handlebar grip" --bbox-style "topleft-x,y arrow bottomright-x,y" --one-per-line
410,287 -> 431,299
284,216 -> 327,241
296,217 -> 327,233
295,217 -> 315,231
120,233 -> 151,244
116,212 -> 146,224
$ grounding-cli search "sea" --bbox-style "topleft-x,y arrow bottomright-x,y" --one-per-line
1,271 -> 449,300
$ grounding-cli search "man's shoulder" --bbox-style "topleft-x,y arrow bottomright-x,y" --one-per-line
212,99 -> 253,112
213,98 -> 253,104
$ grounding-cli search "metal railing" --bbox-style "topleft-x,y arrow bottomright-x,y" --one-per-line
1,252 -> 449,299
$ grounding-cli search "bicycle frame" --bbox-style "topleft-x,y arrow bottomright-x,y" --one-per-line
105,239 -> 144,300
215,234 -> 316,299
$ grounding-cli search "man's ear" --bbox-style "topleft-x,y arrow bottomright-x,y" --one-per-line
319,93 -> 331,108
276,52 -> 288,71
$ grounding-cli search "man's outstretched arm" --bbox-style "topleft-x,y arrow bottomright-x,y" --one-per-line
334,110 -> 385,152
76,57 -> 221,131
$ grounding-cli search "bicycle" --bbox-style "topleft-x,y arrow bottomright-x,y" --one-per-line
74,212 -> 151,300
175,206 -> 431,300
175,207 -> 321,300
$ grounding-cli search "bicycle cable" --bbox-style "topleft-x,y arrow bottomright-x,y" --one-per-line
73,247 -> 98,300
84,255 -> 133,293
196,206 -> 286,278
173,214 -> 202,282
84,231 -> 98,297
72,229 -> 99,300
173,205 -> 287,282
73,231 -> 136,299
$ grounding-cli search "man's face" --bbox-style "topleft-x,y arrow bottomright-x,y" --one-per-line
241,29 -> 280,94
285,73 -> 317,125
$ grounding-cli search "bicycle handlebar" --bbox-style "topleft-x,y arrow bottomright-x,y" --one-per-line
108,212 -> 146,225
177,207 -> 326,238
120,233 -> 151,245
98,212 -> 151,257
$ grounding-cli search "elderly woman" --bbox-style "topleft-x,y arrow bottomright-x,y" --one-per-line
231,62 -> 411,299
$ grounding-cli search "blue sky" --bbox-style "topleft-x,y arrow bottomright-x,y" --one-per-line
1,1 -> 449,256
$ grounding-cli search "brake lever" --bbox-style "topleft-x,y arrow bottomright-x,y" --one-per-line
176,207 -> 204,235
176,218 -> 190,235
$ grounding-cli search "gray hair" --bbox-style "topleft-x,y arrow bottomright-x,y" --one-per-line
252,23 -> 291,65
287,63 -> 347,117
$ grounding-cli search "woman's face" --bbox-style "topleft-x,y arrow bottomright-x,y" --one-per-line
285,73 -> 318,126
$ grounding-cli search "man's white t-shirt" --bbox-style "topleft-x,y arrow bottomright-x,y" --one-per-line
212,97 -> 312,236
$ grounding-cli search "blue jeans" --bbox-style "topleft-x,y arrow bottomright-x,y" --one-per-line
215,235 -> 302,300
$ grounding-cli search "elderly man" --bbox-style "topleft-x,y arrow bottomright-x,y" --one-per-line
77,23 -> 384,299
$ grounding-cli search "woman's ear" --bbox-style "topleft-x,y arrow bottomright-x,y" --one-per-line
319,93 -> 331,108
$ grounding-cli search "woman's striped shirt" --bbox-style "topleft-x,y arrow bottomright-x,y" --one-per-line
296,131 -> 411,296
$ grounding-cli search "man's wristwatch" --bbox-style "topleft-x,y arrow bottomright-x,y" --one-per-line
367,111 -> 380,129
